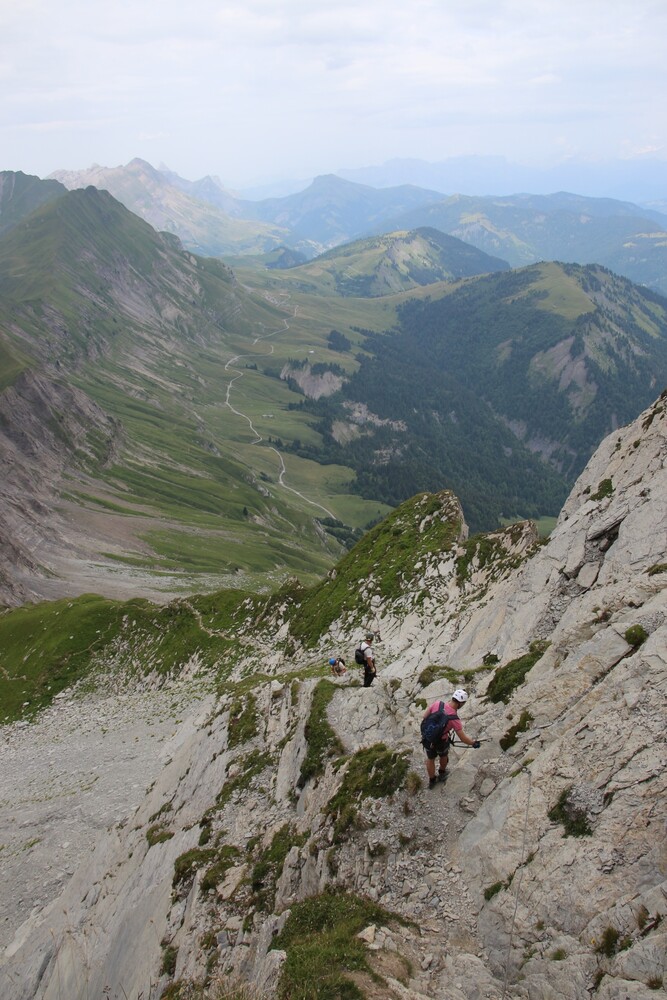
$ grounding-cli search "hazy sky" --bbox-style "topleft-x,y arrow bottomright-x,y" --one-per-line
2,0 -> 666,188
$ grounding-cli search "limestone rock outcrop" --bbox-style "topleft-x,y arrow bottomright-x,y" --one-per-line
2,393 -> 666,1000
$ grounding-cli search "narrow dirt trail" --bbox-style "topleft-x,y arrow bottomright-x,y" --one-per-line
222,310 -> 337,520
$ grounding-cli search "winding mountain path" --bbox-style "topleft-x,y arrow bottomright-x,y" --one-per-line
222,312 -> 337,520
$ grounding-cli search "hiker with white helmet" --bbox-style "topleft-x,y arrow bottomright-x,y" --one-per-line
421,688 -> 481,788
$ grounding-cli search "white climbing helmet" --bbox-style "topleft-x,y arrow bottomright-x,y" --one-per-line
453,689 -> 468,703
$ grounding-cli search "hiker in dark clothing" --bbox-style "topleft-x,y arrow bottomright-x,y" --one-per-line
421,689 -> 480,788
360,632 -> 376,687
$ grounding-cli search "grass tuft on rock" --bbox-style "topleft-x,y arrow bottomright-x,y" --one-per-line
624,624 -> 648,648
500,710 -> 534,751
326,743 -> 410,843
485,642 -> 549,704
228,692 -> 259,748
250,824 -> 308,912
270,888 -> 405,1000
298,680 -> 345,788
548,787 -> 592,838
200,845 -> 241,894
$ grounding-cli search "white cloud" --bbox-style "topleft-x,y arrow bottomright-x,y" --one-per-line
0,0 -> 665,184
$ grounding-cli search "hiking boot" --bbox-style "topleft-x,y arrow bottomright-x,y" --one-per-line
438,770 -> 448,783
428,776 -> 437,789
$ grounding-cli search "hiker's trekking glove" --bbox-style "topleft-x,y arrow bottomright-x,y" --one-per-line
472,741 -> 481,749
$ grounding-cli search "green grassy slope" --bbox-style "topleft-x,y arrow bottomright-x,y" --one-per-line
0,490 -> 463,721
0,590 -> 257,723
0,170 -> 67,237
229,227 -> 509,299
0,188 -> 392,595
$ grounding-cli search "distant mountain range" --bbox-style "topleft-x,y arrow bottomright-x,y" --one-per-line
335,154 -> 667,204
46,159 -> 667,296
49,158 -> 289,257
2,168 -> 667,603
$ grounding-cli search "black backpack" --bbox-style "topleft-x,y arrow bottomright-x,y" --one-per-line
420,701 -> 457,747
354,646 -> 366,666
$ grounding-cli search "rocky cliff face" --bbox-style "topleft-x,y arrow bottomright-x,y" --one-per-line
0,370 -> 123,605
2,393 -> 665,1000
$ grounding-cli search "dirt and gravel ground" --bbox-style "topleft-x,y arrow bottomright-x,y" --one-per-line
0,682 -> 208,954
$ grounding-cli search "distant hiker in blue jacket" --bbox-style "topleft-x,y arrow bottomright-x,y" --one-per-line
329,656 -> 347,677
421,689 -> 480,788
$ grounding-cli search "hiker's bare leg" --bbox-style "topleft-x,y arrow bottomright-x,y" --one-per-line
425,757 -> 436,779
438,753 -> 449,775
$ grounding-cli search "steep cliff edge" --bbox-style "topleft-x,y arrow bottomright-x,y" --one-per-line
1,393 -> 665,1000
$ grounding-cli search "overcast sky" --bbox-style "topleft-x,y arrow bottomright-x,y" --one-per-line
2,0 -> 666,189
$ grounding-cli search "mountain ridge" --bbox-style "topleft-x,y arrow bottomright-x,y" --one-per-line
44,159 -> 667,293
2,174 -> 667,602
48,158 -> 290,256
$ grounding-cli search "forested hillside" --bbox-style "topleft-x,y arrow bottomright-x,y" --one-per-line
286,263 -> 667,530
380,191 -> 667,296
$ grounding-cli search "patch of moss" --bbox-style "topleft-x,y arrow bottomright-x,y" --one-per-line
551,949 -> 567,961
198,818 -> 212,846
484,881 -> 506,900
172,847 -> 216,894
591,478 -> 613,501
161,944 -> 178,977
485,642 -> 549,704
146,823 -> 175,847
149,801 -> 173,823
326,743 -> 410,843
500,710 -> 534,751
228,691 -> 259,748
647,562 -> 667,576
200,844 -> 241,893
212,754 -> 270,812
624,624 -> 648,647
548,787 -> 592,838
271,888 -> 407,1000
596,926 -> 620,958
250,824 -> 308,912
418,664 -> 459,687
